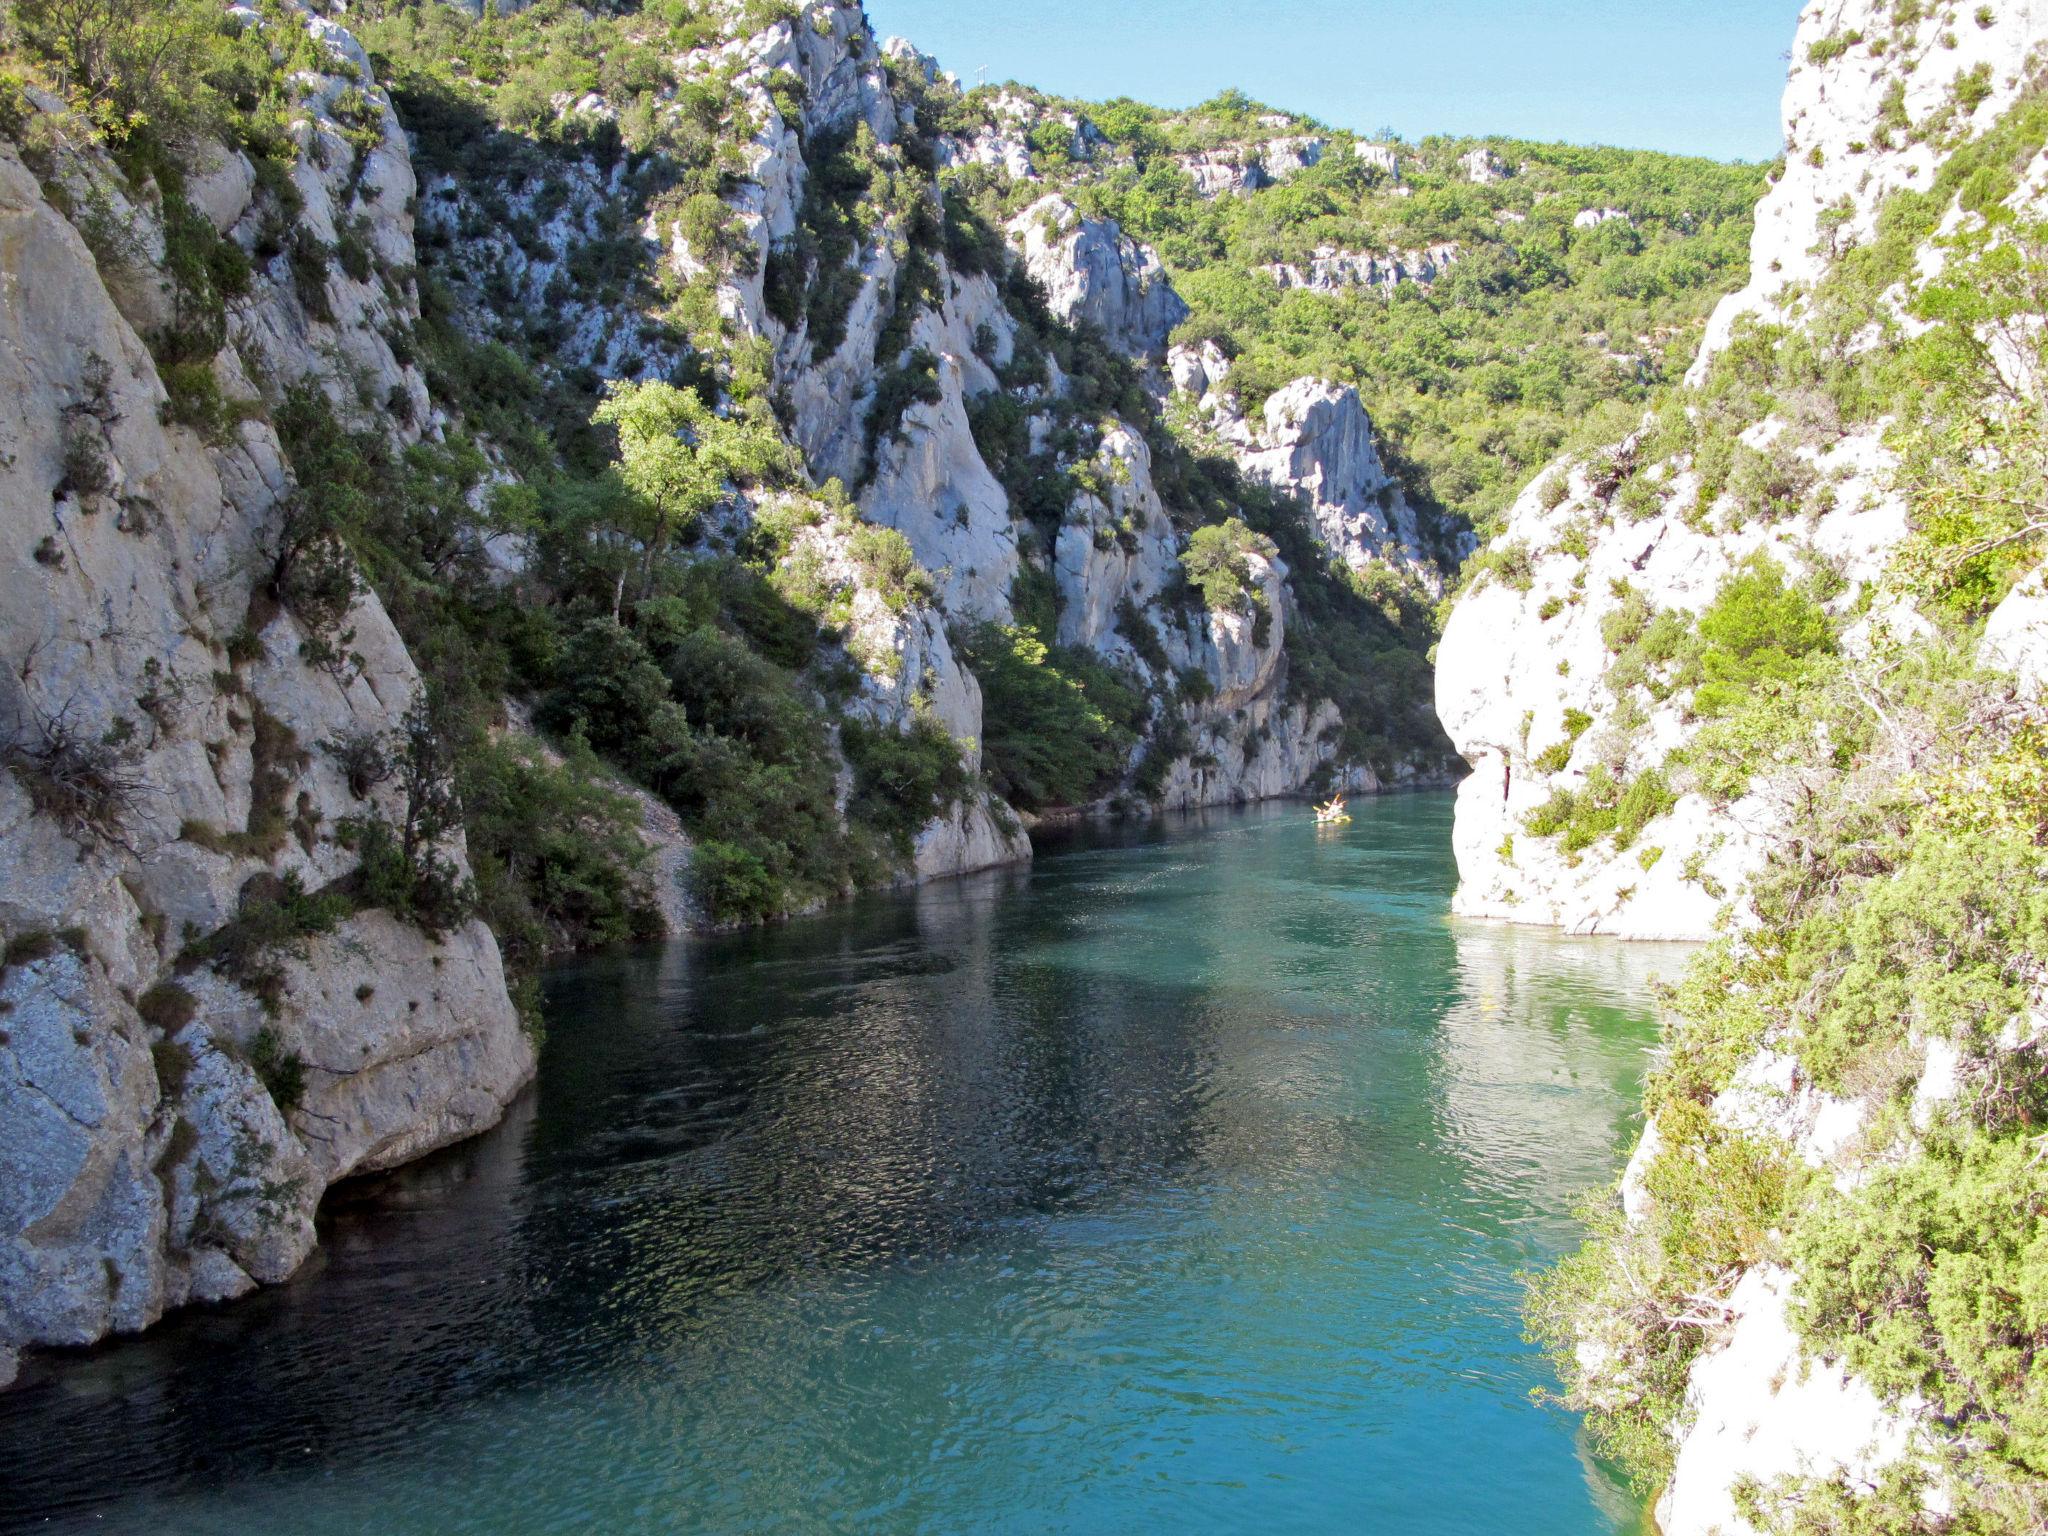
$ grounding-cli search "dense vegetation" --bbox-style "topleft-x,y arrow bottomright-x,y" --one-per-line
926,81 -> 1764,544
1,0 -> 987,950
17,1 -> 2048,1528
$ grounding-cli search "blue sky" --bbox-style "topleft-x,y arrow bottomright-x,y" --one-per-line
862,0 -> 1794,161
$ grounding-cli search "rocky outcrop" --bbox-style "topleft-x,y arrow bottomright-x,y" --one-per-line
1175,136 -> 1324,198
1438,439 -> 1905,940
1352,142 -> 1402,179
1005,195 -> 1189,356
0,26 -> 530,1371
1165,338 -> 1231,402
1460,146 -> 1508,183
1266,242 -> 1459,293
862,354 -> 1021,621
911,796 -> 1030,880
1163,358 -> 1458,599
933,89 -> 1097,181
1982,561 -> 2048,696
1223,379 -> 1446,590
1691,0 -> 2046,376
1051,425 -> 1182,656
1440,0 -> 2048,945
1440,3 -> 2048,1529
1656,1268 -> 1919,1536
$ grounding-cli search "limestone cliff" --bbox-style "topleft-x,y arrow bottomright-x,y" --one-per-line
1,0 -> 1466,1377
0,28 -> 531,1382
1439,0 -> 2048,943
651,0 -> 1457,813
1441,4 -> 2048,1530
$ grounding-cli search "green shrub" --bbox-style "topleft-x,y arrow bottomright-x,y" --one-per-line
957,622 -> 1145,810
1523,766 -> 1673,852
841,715 -> 969,855
1691,553 -> 1834,717
136,980 -> 197,1033
1463,539 -> 1535,593
862,348 -> 943,470
1180,517 -> 1275,610
249,1024 -> 306,1112
460,737 -> 660,970
1789,1133 -> 2048,1505
846,523 -> 933,612
690,839 -> 779,925
1527,1095 -> 1798,1492
181,871 -> 352,1016
340,814 -> 474,937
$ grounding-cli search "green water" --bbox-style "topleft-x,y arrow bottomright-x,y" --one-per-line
0,793 -> 1683,1534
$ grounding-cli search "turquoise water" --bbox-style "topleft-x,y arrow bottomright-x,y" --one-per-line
0,793 -> 1684,1534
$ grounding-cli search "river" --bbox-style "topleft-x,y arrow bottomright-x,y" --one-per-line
0,792 -> 1687,1534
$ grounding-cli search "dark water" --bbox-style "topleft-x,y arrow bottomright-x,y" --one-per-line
0,793 -> 1684,1534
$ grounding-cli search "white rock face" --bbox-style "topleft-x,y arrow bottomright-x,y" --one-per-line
912,796 -> 1030,880
1225,379 -> 1444,590
1442,0 -> 2048,943
1982,560 -> 2048,695
1438,440 -> 1906,940
1178,147 -> 1266,198
1461,146 -> 1508,183
1168,339 -> 1232,401
1176,136 -> 1324,198
861,353 -> 1020,621
1693,0 -> 2048,378
1006,195 -> 1189,356
1713,1048 -> 1866,1172
766,504 -> 1031,874
1445,3 -> 2048,1523
232,69 -> 431,430
1260,136 -> 1324,177
1267,242 -> 1460,294
1658,1268 -> 1921,1536
1352,142 -> 1401,178
0,23 -> 531,1369
1053,425 -> 1183,657
1572,207 -> 1630,230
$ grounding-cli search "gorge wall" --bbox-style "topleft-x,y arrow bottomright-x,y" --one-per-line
1443,4 -> 2048,1532
0,39 -> 533,1386
4,17 -> 1915,1518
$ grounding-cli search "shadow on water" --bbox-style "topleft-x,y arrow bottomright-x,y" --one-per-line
0,792 -> 1683,1535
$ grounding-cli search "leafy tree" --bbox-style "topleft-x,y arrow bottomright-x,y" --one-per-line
1180,517 -> 1276,610
11,0 -> 226,136
1690,553 -> 1834,717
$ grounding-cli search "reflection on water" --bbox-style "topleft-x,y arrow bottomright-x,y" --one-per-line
0,794 -> 1682,1535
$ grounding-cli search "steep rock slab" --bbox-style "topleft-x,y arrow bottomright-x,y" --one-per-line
0,25 -> 529,1370
1005,195 -> 1188,358
1440,0 -> 2048,944
1225,379 -> 1444,592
